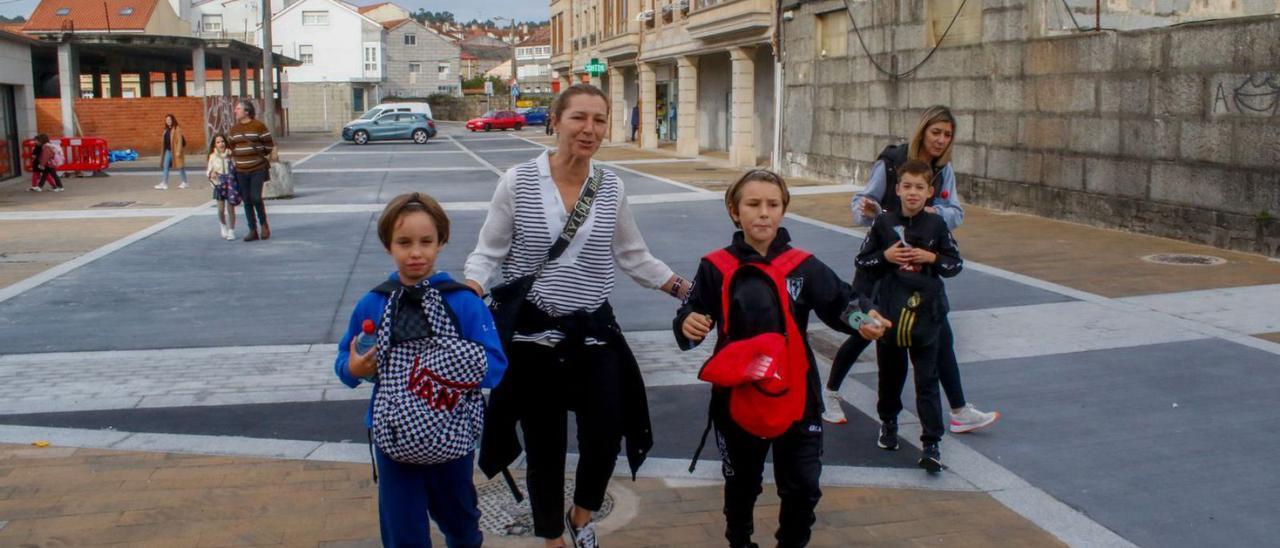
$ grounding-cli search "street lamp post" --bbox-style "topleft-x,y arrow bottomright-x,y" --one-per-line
261,0 -> 276,133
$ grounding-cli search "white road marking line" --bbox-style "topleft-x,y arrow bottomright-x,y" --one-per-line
506,133 -> 713,194
446,134 -> 504,176
294,150 -> 469,156
0,208 -> 189,221
606,158 -> 702,165
292,167 -> 494,173
290,141 -> 341,167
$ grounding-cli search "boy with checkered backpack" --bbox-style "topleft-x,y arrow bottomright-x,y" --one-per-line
335,193 -> 507,547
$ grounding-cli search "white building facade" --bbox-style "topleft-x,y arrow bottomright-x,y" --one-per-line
270,0 -> 386,132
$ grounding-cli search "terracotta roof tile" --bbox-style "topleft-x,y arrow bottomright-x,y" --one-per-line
24,0 -> 159,32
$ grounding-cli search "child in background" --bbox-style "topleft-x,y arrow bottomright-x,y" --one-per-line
851,160 -> 963,472
206,133 -> 237,240
675,170 -> 876,548
334,192 -> 507,547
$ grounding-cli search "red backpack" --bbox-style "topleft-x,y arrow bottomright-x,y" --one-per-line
698,247 -> 812,439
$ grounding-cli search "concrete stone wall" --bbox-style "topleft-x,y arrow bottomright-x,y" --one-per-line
285,83 -> 355,133
780,0 -> 1280,256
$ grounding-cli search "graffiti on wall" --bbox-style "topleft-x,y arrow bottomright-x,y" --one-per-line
1212,73 -> 1279,116
204,96 -> 266,137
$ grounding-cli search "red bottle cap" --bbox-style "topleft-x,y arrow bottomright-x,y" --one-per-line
362,319 -> 375,334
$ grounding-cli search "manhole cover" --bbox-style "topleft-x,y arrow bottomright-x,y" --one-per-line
91,201 -> 135,208
477,478 -> 614,537
1141,253 -> 1226,266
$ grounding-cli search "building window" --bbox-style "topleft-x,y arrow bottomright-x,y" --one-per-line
55,7 -> 70,15
298,44 -> 314,65
201,14 -> 223,32
302,11 -> 328,26
816,11 -> 849,58
363,44 -> 380,73
408,63 -> 421,73
404,34 -> 416,45
437,62 -> 450,79
353,88 -> 365,112
119,7 -> 133,15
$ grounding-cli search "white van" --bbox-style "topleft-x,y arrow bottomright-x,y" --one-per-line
354,102 -> 433,122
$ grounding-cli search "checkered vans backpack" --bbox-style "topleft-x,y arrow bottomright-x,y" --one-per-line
371,280 -> 488,465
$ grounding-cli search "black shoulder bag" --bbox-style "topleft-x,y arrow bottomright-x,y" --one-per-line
487,166 -> 603,350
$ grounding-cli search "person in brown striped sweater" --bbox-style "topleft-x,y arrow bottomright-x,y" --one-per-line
229,100 -> 275,241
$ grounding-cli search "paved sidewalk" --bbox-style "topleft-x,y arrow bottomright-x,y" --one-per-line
5,129 -> 1280,546
0,443 -> 1061,547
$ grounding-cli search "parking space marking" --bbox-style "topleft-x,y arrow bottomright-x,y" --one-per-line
506,133 -> 713,194
293,167 -> 495,173
446,134 -> 505,176
0,200 -> 216,305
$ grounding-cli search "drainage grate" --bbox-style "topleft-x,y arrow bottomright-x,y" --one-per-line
1141,253 -> 1226,266
477,478 -> 614,537
91,201 -> 136,208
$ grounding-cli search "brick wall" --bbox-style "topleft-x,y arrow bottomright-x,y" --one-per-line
36,97 -> 207,156
780,1 -> 1280,256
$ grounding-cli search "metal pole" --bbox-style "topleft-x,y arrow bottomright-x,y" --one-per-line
1095,0 -> 1100,31
261,0 -> 276,133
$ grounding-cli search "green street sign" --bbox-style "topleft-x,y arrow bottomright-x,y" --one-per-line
584,58 -> 607,77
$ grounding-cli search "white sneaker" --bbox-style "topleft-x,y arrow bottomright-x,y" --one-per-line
28,187 -> 41,192
178,182 -> 188,189
565,511 -> 598,548
154,182 -> 168,190
950,403 -> 1000,433
53,187 -> 64,192
224,227 -> 236,240
821,388 -> 848,424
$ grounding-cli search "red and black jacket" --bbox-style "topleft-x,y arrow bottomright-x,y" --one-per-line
674,228 -> 859,424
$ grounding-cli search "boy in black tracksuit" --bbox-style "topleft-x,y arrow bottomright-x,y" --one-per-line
674,171 -> 859,548
852,160 -> 963,472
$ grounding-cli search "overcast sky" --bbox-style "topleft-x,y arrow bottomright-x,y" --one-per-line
1,0 -> 549,23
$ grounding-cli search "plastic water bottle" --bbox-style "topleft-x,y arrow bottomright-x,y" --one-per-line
355,319 -> 377,355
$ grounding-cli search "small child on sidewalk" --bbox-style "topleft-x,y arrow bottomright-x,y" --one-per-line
851,160 -> 963,472
206,133 -> 237,240
674,170 -> 868,548
334,192 -> 507,547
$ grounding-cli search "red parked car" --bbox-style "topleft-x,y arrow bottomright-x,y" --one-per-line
466,110 -> 526,132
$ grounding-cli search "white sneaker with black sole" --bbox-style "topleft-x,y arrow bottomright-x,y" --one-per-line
950,403 -> 1000,433
565,511 -> 599,548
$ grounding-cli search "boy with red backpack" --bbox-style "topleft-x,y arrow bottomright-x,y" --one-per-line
674,170 -> 882,548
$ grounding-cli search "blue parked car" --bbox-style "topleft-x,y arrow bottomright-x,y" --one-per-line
342,112 -> 437,145
517,107 -> 549,126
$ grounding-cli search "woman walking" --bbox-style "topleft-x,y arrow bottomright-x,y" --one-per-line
154,114 -> 188,190
228,100 -> 274,241
824,105 -> 1000,435
207,133 -> 238,240
467,84 -> 690,548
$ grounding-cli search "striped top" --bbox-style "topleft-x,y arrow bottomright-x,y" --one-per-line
228,119 -> 274,172
465,151 -> 674,346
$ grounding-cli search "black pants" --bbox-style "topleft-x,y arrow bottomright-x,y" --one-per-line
512,341 -> 623,539
236,167 -> 269,231
36,166 -> 62,189
875,341 -> 944,444
716,415 -> 823,548
829,321 -> 966,409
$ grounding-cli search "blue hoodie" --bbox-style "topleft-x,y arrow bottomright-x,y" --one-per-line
334,271 -> 508,426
